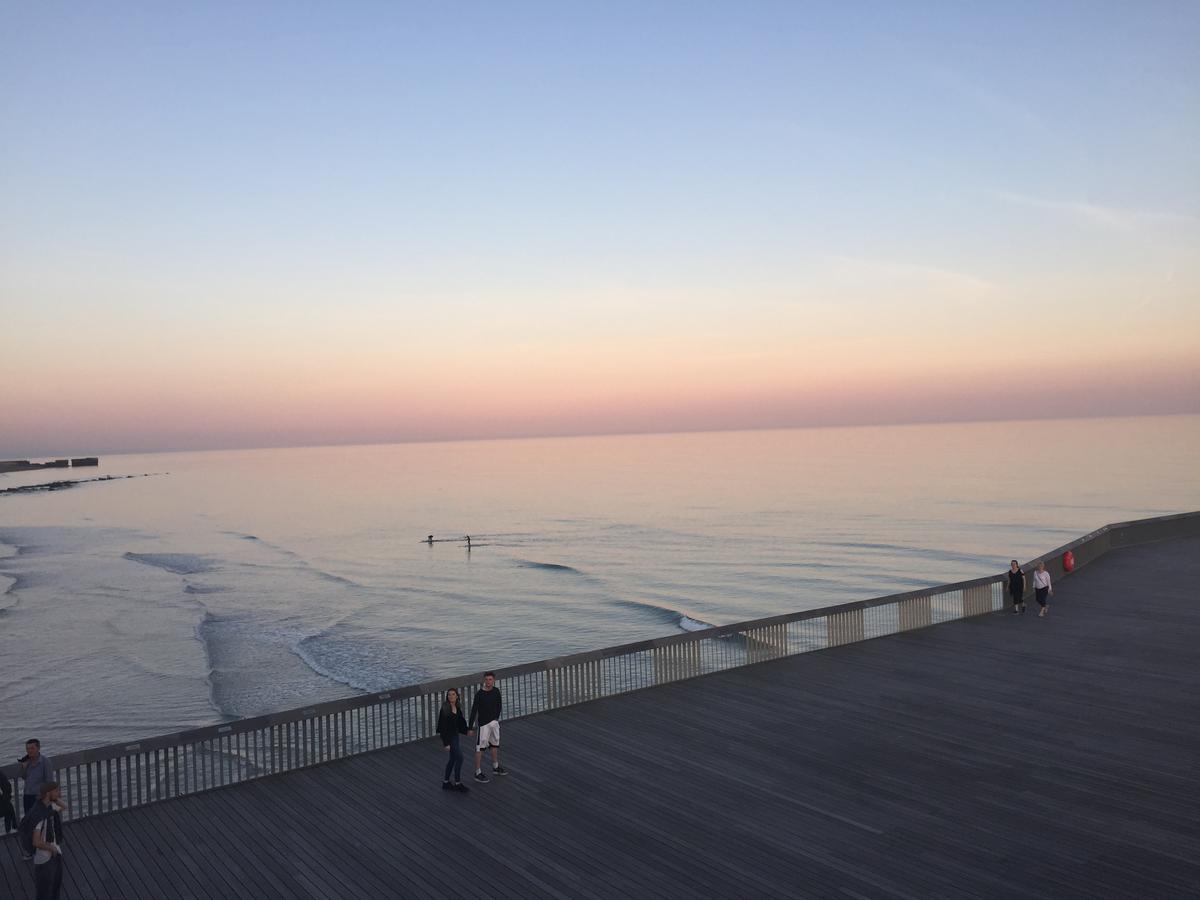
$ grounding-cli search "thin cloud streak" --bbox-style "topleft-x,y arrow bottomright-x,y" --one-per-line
826,256 -> 1002,300
992,190 -> 1200,233
914,57 -> 1049,134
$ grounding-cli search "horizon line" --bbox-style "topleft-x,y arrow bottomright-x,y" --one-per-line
6,408 -> 1197,461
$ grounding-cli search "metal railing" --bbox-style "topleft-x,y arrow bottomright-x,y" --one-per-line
4,510 -> 1197,822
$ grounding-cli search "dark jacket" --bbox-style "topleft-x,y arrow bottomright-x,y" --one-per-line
436,705 -> 470,747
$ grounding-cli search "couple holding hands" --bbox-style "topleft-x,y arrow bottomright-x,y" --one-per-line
436,672 -> 508,792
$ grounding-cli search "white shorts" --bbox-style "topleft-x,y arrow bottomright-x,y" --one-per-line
476,720 -> 500,750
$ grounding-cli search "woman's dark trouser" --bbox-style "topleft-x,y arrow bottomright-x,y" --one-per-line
36,855 -> 64,900
1010,590 -> 1022,608
444,735 -> 463,782
2,799 -> 16,832
1036,587 -> 1049,607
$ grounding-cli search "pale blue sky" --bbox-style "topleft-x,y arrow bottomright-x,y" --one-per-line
3,2 -> 1198,455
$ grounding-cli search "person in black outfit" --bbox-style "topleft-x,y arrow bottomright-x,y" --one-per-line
30,780 -> 66,900
437,689 -> 473,792
0,769 -> 16,832
469,671 -> 507,782
1008,560 -> 1026,614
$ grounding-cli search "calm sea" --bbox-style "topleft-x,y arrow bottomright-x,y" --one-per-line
2,414 -> 1197,753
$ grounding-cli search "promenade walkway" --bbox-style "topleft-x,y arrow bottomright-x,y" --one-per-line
3,536 -> 1199,898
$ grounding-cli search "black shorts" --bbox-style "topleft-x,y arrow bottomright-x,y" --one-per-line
1035,587 -> 1049,606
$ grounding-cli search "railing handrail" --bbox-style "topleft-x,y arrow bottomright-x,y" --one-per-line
4,509 -> 1197,780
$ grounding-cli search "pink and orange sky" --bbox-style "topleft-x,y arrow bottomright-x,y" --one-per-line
3,4 -> 1199,456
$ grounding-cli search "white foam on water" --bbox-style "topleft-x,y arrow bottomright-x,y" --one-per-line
293,625 -> 429,694
678,615 -> 712,632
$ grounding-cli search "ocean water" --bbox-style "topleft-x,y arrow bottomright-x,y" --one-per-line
2,414 -> 1197,754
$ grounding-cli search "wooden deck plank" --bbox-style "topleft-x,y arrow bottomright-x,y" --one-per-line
50,819 -> 111,900
236,769 -> 433,900
0,838 -> 31,899
1,536 -> 1198,898
66,815 -> 146,899
118,801 -> 228,900
328,760 -> 565,900
145,791 -> 296,900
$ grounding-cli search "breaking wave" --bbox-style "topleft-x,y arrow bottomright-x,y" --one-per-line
516,557 -> 711,633
516,560 -> 583,574
810,540 -> 995,568
608,595 -> 713,633
183,583 -> 230,595
124,552 -> 217,575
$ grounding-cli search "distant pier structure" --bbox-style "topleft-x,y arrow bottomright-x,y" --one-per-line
0,456 -> 100,473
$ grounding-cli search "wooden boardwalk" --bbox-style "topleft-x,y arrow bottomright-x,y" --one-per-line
4,536 -> 1199,899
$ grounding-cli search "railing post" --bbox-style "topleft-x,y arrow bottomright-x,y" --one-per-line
964,584 -> 992,617
828,609 -> 865,647
899,595 -> 932,631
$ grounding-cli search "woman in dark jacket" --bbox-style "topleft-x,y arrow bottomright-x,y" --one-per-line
1008,560 -> 1026,614
437,689 -> 473,792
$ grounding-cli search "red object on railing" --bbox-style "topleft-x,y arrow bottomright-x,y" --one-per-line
1063,550 -> 1076,572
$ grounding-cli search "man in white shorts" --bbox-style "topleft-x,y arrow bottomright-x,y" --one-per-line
469,672 -> 507,782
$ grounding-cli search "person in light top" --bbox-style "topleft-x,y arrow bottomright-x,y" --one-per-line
18,738 -> 52,815
1033,561 -> 1054,617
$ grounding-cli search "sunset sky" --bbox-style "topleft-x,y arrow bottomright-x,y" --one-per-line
3,2 -> 1198,456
